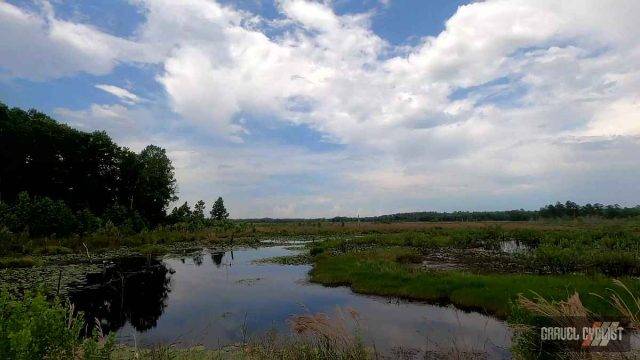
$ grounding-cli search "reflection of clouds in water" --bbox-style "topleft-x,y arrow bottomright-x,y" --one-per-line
73,246 -> 511,357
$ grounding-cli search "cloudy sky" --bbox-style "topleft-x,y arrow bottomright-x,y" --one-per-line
1,0 -> 639,218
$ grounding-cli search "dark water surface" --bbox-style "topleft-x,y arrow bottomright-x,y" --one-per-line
69,245 -> 512,358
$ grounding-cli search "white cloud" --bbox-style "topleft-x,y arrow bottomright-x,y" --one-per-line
54,103 -> 166,148
4,0 -> 640,216
95,84 -> 141,104
0,2 -> 156,80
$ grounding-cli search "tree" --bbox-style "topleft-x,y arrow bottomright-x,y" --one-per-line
210,197 -> 229,220
192,200 -> 205,222
134,145 -> 178,225
168,202 -> 191,224
0,102 -> 178,225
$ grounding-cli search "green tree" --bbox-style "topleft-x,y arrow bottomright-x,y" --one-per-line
0,102 -> 178,225
210,197 -> 229,220
134,145 -> 178,225
168,202 -> 191,223
192,200 -> 206,222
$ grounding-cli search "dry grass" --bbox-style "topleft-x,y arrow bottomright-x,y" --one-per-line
592,279 -> 640,330
518,292 -> 590,319
245,307 -> 370,360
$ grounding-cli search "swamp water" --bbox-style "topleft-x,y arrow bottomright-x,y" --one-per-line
68,244 -> 512,358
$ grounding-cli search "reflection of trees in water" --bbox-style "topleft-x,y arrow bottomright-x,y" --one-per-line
192,252 -> 204,266
211,252 -> 224,267
69,256 -> 172,334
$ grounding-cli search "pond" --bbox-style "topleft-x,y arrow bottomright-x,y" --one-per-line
68,244 -> 512,358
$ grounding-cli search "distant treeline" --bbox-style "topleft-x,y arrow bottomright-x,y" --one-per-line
328,202 -> 640,223
0,101 -> 177,236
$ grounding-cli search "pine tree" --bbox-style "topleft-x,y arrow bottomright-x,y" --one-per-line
193,200 -> 206,221
210,197 -> 229,220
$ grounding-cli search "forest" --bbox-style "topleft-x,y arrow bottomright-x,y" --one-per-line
0,102 -> 180,237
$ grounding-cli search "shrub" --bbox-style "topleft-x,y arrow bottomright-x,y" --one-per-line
76,209 -> 102,236
0,291 -> 115,359
6,192 -> 78,238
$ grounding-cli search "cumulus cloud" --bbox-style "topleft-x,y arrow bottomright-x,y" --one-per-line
0,2 -> 156,80
4,0 -> 640,216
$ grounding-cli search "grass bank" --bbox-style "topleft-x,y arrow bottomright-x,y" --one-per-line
309,248 -> 640,318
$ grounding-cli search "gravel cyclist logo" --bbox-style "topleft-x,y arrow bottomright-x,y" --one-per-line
540,318 -> 631,352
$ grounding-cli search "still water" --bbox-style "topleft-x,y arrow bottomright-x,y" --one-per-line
69,245 -> 512,358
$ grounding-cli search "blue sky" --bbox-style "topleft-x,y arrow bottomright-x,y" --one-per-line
1,0 -> 639,218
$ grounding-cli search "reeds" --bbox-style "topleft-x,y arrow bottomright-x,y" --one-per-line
244,307 -> 371,360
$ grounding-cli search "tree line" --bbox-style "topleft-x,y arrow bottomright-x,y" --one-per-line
538,201 -> 640,219
0,102 -> 229,238
331,201 -> 640,223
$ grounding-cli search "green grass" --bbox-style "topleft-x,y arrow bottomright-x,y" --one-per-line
309,248 -> 640,318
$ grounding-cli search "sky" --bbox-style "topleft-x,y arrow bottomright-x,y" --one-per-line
1,0 -> 639,218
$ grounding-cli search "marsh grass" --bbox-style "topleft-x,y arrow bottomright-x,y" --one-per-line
246,308 -> 371,360
308,223 -> 640,276
0,255 -> 37,268
310,248 -> 640,318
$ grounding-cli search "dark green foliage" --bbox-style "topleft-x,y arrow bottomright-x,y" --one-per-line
327,201 -> 640,223
192,200 -> 206,223
0,102 -> 176,226
539,201 -> 640,219
4,192 -> 77,238
0,291 -> 115,359
210,197 -> 229,220
168,202 -> 192,224
132,145 -> 178,224
76,209 -> 102,236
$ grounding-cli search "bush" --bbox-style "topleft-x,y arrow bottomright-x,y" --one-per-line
5,192 -> 78,238
76,209 -> 102,236
0,291 -> 115,359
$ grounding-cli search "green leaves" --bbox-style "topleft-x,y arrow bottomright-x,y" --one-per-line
0,291 -> 115,359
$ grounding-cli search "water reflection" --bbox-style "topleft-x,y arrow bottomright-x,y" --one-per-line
69,256 -> 172,333
68,246 -> 512,358
211,251 -> 224,267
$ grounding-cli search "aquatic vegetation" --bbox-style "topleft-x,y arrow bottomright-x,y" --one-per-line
254,253 -> 312,265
